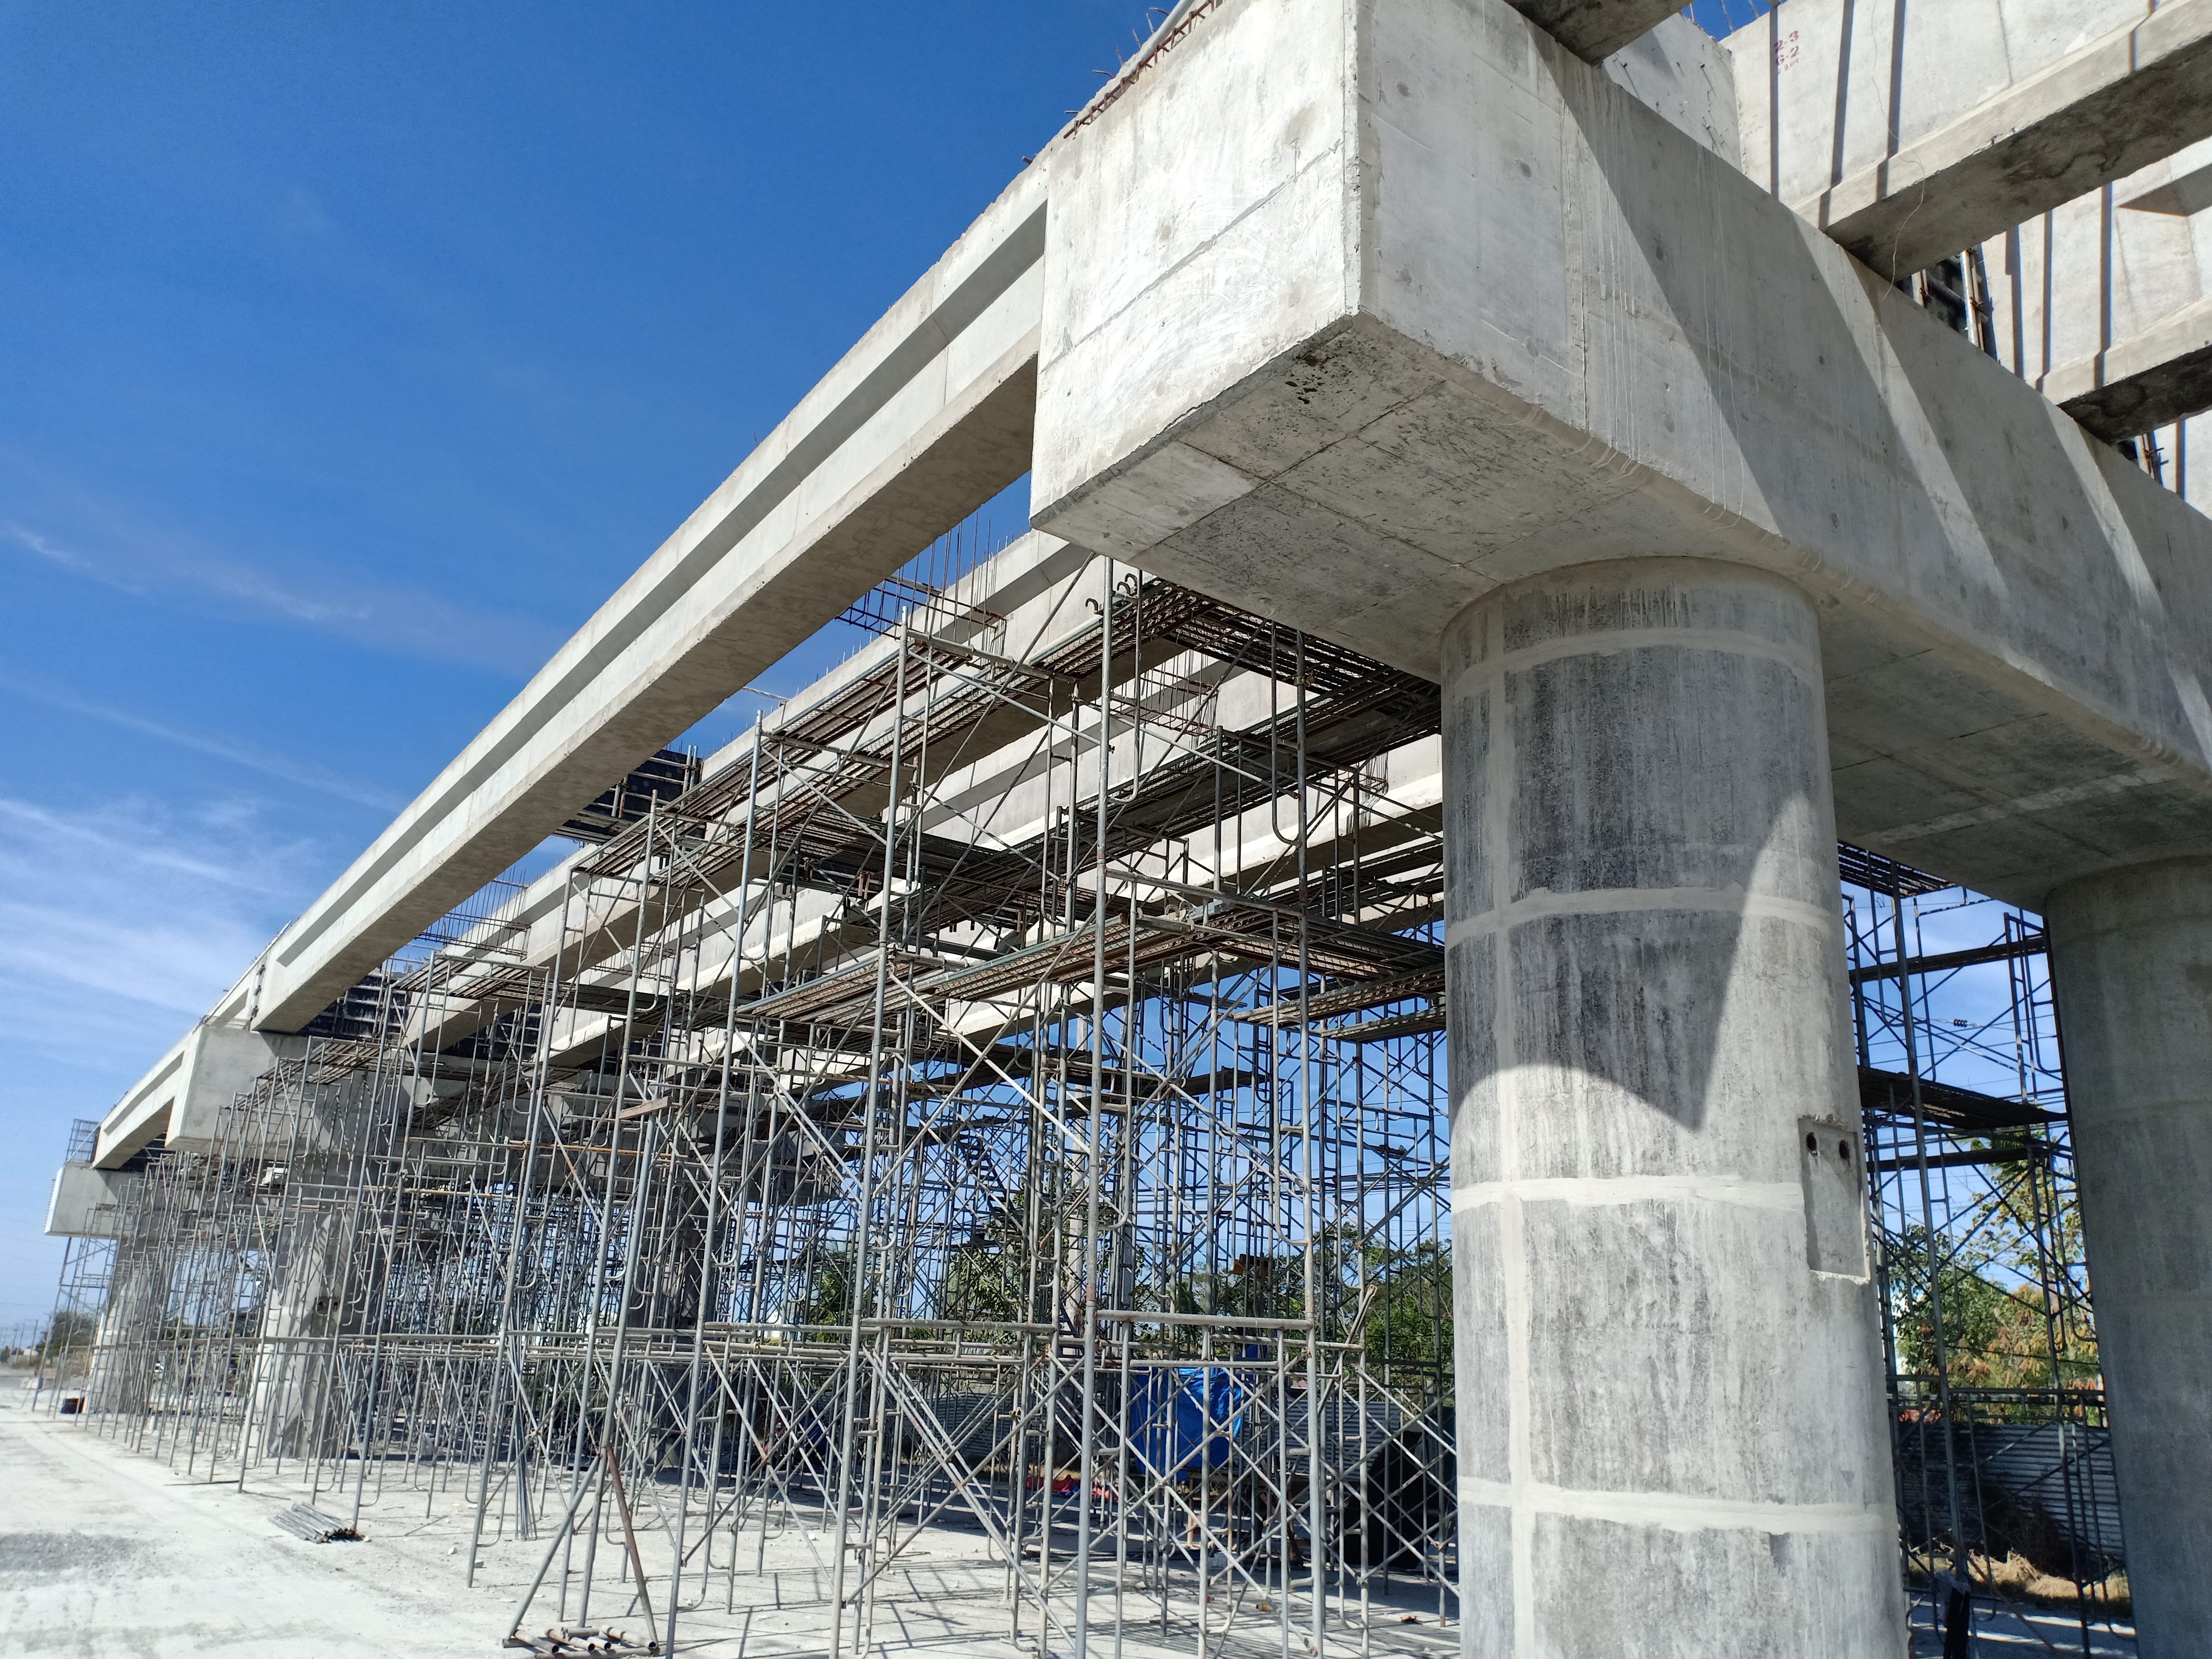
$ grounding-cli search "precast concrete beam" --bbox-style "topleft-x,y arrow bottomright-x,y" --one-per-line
1439,560 -> 1902,1650
393,537 -> 1188,1055
1965,133 -> 2212,444
423,664 -> 1445,1069
2044,856 -> 2212,1658
2119,150 -> 2212,220
1031,0 -> 2212,908
252,169 -> 1048,1034
1504,0 -> 1689,64
2047,294 -> 2212,441
1734,0 -> 2212,281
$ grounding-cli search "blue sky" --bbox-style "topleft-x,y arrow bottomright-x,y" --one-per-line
0,0 -> 1235,1329
0,0 -> 1779,1329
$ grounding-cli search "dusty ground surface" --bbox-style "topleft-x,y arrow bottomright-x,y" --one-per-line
1,1388 -> 503,1658
6,1381 -> 2147,1659
0,1385 -> 1459,1659
1904,1587 -> 2135,1656
7,1378 -> 2146,1659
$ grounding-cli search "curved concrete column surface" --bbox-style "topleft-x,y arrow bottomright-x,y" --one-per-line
1439,559 -> 1903,1655
246,1205 -> 360,1461
2045,856 -> 2212,1659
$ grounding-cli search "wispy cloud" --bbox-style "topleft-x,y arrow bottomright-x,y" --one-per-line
0,794 -> 308,1023
10,524 -> 121,584
0,798 -> 270,892
0,791 -> 324,1317
0,669 -> 405,811
0,790 -> 313,1156
2,519 -> 566,676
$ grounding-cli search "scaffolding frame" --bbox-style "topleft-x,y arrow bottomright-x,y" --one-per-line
56,558 -> 1461,1658
43,549 -> 2127,1656
1841,853 -> 2125,1654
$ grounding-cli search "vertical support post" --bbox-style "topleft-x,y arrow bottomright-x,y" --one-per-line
1074,560 -> 1113,1659
830,622 -> 910,1659
1438,559 -> 1904,1653
2044,856 -> 2212,1659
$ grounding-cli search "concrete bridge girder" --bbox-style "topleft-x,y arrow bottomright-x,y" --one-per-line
252,169 -> 1049,1036
94,1021 -> 304,1170
1741,0 -> 2212,446
1744,0 -> 2212,282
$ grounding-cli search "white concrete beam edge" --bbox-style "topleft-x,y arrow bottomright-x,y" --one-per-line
1507,0 -> 1699,63
1748,0 -> 2212,280
254,171 -> 1049,1034
2046,294 -> 2212,440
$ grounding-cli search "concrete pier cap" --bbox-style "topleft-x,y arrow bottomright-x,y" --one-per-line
1032,0 -> 2212,906
1025,0 -> 2212,1645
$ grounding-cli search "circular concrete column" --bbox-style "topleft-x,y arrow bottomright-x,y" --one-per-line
1439,559 -> 1903,1656
2045,857 -> 2212,1659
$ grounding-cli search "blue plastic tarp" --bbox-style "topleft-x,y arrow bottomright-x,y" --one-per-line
1127,1367 -> 1245,1478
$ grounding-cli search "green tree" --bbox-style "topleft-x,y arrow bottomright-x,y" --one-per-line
789,1244 -> 858,1330
939,1227 -> 1025,1325
1890,1220 -> 2098,1401
1359,1241 -> 1453,1382
37,1310 -> 96,1358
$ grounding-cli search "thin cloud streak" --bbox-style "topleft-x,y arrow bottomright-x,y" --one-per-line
0,798 -> 274,890
0,793 -> 317,1324
2,519 -> 566,676
0,792 -> 309,1056
0,669 -> 405,810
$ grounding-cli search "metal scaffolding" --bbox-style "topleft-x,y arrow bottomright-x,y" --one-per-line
1840,849 -> 2125,1653
54,551 -> 1460,1657
41,544 -> 2125,1655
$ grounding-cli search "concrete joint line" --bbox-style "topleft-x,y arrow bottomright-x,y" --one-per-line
1466,627 -> 1821,690
1444,886 -> 1838,948
1457,1476 -> 1893,1537
1451,1175 -> 1803,1213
